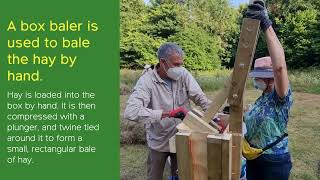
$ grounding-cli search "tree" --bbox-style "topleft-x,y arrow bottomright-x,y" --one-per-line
169,23 -> 221,70
143,3 -> 187,39
183,0 -> 240,65
278,8 -> 320,67
238,0 -> 320,68
267,0 -> 320,68
120,0 -> 162,68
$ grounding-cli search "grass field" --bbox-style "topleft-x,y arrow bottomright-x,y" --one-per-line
120,69 -> 320,180
121,68 -> 320,94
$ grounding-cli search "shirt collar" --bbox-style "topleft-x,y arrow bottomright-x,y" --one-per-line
152,64 -> 166,83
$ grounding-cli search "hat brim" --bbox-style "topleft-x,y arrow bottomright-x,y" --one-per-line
248,69 -> 274,78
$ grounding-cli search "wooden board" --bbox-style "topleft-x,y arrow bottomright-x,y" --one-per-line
183,111 -> 218,134
228,17 -> 260,134
203,76 -> 231,123
207,134 -> 222,180
231,134 -> 242,180
191,108 -> 204,118
229,103 -> 244,133
207,133 -> 232,180
176,132 -> 193,180
176,132 -> 209,180
227,18 -> 260,180
228,18 -> 259,108
190,132 -> 208,180
176,122 -> 191,133
221,134 -> 232,180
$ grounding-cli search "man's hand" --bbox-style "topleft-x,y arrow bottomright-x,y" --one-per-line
161,112 -> 170,119
212,113 -> 229,133
245,1 -> 272,31
169,107 -> 188,120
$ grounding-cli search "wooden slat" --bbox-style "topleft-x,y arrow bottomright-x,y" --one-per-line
176,122 -> 191,133
231,134 -> 242,180
191,108 -> 204,118
229,103 -> 244,133
176,132 -> 192,180
203,76 -> 231,123
227,20 -> 260,107
207,133 -> 232,180
183,112 -> 218,133
207,134 -> 222,180
221,134 -> 232,180
189,132 -> 209,180
228,18 -> 260,180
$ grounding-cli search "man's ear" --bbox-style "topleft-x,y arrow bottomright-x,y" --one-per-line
159,59 -> 166,71
160,58 -> 168,67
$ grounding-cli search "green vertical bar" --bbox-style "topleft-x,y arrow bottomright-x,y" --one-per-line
0,0 -> 119,179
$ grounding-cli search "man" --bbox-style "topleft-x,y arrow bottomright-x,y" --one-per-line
124,42 -> 211,180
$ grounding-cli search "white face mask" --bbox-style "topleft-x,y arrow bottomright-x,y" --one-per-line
163,61 -> 184,80
253,79 -> 267,91
167,67 -> 184,80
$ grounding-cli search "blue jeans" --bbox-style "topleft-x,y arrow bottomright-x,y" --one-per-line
246,153 -> 292,180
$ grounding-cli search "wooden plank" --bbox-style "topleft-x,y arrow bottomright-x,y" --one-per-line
189,132 -> 208,180
228,18 -> 259,107
183,111 -> 218,133
231,134 -> 242,180
209,121 -> 223,132
228,18 -> 260,132
207,133 -> 232,180
176,122 -> 191,133
207,134 -> 222,180
221,134 -> 232,180
228,103 -> 244,133
176,132 -> 193,180
176,132 -> 210,180
227,17 -> 260,180
191,108 -> 204,118
203,76 -> 231,123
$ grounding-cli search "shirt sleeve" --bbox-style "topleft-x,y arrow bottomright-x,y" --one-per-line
272,85 -> 293,106
123,76 -> 163,124
184,70 -> 212,111
271,85 -> 294,122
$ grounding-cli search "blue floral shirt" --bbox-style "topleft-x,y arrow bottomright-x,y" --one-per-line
244,87 -> 293,155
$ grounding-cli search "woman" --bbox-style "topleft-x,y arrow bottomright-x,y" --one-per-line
244,2 -> 294,180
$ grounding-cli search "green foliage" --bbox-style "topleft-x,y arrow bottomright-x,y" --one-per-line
169,23 -> 221,70
120,0 -> 320,69
144,3 -> 186,39
278,8 -> 320,67
265,0 -> 320,68
120,32 -> 163,68
120,0 -> 239,70
120,0 -> 164,68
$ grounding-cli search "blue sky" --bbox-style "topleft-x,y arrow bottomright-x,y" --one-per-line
143,0 -> 249,7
